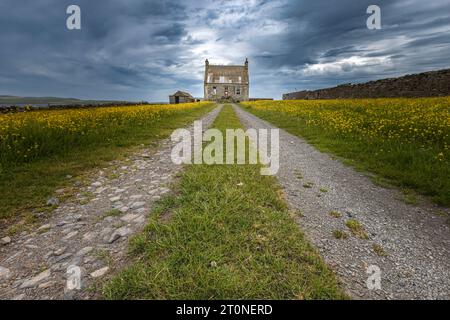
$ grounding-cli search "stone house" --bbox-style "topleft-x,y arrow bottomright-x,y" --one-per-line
169,91 -> 195,104
204,59 -> 249,101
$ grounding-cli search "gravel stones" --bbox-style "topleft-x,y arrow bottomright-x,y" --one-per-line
20,270 -> 51,289
1,237 -> 11,245
46,198 -> 59,207
90,267 -> 109,278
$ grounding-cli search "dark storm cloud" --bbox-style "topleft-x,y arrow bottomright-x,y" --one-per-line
0,0 -> 194,100
247,0 -> 450,97
0,0 -> 449,101
322,47 -> 365,59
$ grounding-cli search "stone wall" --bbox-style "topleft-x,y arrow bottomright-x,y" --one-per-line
248,98 -> 274,101
283,69 -> 450,100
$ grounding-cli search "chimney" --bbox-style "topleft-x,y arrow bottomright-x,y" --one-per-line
245,58 -> 248,68
205,59 -> 209,67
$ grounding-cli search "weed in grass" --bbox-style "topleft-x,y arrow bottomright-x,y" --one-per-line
329,211 -> 342,218
369,175 -> 393,189
6,222 -> 24,236
372,244 -> 387,257
80,191 -> 93,198
320,188 -> 328,193
434,209 -> 448,217
72,190 -> 94,206
92,249 -> 113,266
290,210 -> 304,218
433,209 -> 450,225
346,219 -> 368,239
78,199 -> 90,205
303,182 -> 314,189
403,194 -> 419,205
6,211 -> 45,236
333,230 -> 348,240
108,173 -> 120,180
294,170 -> 303,180
401,189 -> 419,205
102,209 -> 122,219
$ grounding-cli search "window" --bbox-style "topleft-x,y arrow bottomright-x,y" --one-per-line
213,87 -> 217,95
219,76 -> 225,83
236,87 -> 241,95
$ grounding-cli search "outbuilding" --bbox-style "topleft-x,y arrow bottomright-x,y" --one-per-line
169,91 -> 195,104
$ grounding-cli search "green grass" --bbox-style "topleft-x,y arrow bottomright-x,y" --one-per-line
103,105 -> 346,300
372,244 -> 387,257
96,209 -> 123,223
401,189 -> 420,205
332,230 -> 348,240
329,211 -> 342,219
0,104 -> 214,228
345,219 -> 369,240
303,182 -> 314,189
241,104 -> 450,206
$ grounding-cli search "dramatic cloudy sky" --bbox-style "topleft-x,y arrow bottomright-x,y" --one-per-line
1,0 -> 449,101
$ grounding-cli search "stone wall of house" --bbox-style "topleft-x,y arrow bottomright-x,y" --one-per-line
283,69 -> 450,100
204,84 -> 249,102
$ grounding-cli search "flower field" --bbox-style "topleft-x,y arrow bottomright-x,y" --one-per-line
0,102 -> 209,168
242,98 -> 450,150
242,97 -> 450,205
0,102 -> 213,221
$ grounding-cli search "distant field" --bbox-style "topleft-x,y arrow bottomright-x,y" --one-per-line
0,102 -> 214,223
241,97 -> 450,206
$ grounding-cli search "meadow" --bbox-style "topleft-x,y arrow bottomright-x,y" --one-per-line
0,103 -> 214,224
0,103 -> 211,167
241,97 -> 450,206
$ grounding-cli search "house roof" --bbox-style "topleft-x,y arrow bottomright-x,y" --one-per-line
171,91 -> 194,98
205,65 -> 249,85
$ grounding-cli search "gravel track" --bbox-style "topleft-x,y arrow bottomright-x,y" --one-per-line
233,104 -> 450,300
